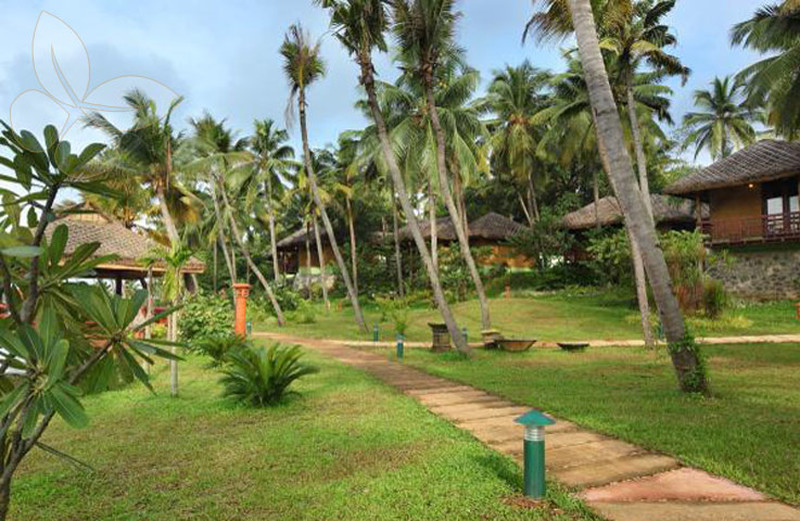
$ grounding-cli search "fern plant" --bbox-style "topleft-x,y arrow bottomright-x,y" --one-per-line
192,334 -> 249,366
219,344 -> 318,406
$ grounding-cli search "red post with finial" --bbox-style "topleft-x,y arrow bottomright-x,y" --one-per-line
233,283 -> 251,336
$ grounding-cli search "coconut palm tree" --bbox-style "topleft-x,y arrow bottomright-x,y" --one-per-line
480,61 -> 552,225
393,0 -> 492,332
83,90 -> 186,246
732,1 -> 800,139
187,114 -> 286,325
682,76 -> 761,160
317,0 -> 469,352
280,23 -> 367,332
238,119 -> 297,283
600,0 -> 689,221
331,132 -> 364,292
566,0 -> 707,393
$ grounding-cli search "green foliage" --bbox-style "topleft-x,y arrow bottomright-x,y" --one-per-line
702,279 -> 729,319
508,210 -> 575,269
250,287 -> 300,322
219,343 -> 318,407
178,292 -> 234,342
376,296 -> 411,335
667,334 -> 709,394
289,299 -> 317,324
191,334 -> 249,366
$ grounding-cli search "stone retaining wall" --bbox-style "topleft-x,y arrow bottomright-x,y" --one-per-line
708,247 -> 800,300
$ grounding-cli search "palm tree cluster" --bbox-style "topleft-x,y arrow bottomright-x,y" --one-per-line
73,0 -> 796,394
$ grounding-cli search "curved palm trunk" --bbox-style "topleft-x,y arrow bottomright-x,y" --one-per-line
346,197 -> 358,293
628,229 -> 655,348
297,90 -> 367,332
568,0 -> 706,393
593,169 -> 601,230
212,184 -> 237,285
219,182 -> 286,326
626,78 -> 654,222
305,220 -> 312,297
391,190 -> 405,297
429,181 -> 438,273
312,213 -> 331,310
266,177 -> 281,283
424,82 -> 491,331
358,54 -> 468,353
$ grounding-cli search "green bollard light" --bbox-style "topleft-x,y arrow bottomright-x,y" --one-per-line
396,333 -> 404,360
462,327 -> 468,345
373,324 -> 380,342
246,320 -> 252,337
514,410 -> 556,499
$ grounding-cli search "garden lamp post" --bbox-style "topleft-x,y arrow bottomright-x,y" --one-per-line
462,327 -> 468,345
514,410 -> 555,499
396,333 -> 404,360
373,324 -> 380,342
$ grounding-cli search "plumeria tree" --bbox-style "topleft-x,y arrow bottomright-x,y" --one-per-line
0,123 -> 182,519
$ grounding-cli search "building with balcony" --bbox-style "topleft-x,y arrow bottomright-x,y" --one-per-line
665,140 -> 800,299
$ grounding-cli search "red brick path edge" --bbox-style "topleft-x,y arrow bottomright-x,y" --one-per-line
254,331 -> 800,521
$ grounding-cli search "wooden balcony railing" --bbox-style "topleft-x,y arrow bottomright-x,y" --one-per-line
701,212 -> 800,245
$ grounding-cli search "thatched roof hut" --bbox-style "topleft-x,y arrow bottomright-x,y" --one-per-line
44,204 -> 205,279
398,212 -> 527,242
664,140 -> 800,195
276,226 -> 329,250
562,194 -> 705,231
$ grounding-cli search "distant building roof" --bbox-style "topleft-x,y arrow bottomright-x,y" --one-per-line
664,140 -> 800,195
398,212 -> 528,242
43,203 -> 205,277
562,194 -> 705,231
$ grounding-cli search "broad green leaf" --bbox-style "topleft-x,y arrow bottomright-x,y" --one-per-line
116,345 -> 153,392
49,384 -> 88,429
43,125 -> 58,156
76,143 -> 106,169
49,224 -> 68,265
54,141 -> 71,172
0,383 -> 28,420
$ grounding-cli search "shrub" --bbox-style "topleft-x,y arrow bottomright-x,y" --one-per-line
377,296 -> 411,335
219,344 -> 318,406
702,278 -> 729,319
289,299 -> 316,324
179,292 -> 234,341
191,334 -> 249,366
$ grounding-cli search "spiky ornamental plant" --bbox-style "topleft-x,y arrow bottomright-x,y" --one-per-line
0,122 -> 184,519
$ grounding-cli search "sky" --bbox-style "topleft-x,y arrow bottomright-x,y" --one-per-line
0,0 -> 764,173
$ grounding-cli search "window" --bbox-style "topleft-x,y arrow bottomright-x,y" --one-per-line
762,178 -> 799,235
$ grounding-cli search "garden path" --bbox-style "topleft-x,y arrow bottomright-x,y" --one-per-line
254,331 -> 800,521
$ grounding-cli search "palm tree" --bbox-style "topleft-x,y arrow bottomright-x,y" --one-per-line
566,0 -> 707,394
241,119 -> 297,283
331,132 -> 363,292
188,114 -> 286,325
600,0 -> 689,221
682,76 -> 760,160
317,0 -> 469,352
280,23 -> 367,332
393,0 -> 492,333
83,89 -> 185,246
732,1 -> 800,139
481,61 -> 552,225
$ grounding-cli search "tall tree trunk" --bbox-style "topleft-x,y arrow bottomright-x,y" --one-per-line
219,182 -> 286,325
391,190 -> 405,297
346,197 -> 358,293
212,183 -> 237,285
297,90 -> 367,332
593,169 -> 601,230
358,52 -> 468,353
156,184 -> 180,248
527,175 -> 540,222
168,311 -> 178,397
424,80 -> 491,331
429,181 -> 438,274
518,192 -> 534,226
628,229 -> 655,348
305,220 -> 312,298
266,177 -> 281,283
312,212 -> 330,311
568,0 -> 707,393
213,239 -> 218,291
626,78 -> 654,223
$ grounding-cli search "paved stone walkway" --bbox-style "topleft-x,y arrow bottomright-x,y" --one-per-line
255,331 -> 800,521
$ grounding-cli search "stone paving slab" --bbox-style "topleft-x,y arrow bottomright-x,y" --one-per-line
589,501 -> 800,521
256,331 -> 800,521
581,468 -> 767,503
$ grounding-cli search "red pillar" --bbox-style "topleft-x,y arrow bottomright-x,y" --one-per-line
233,283 -> 251,337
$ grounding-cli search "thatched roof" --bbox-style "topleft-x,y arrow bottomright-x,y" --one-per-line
665,140 -> 800,195
562,194 -> 706,231
276,226 -> 330,250
398,212 -> 527,242
43,205 -> 205,276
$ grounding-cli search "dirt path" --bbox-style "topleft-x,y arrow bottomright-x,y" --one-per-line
255,330 -> 800,521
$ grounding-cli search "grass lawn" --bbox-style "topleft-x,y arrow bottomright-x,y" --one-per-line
259,293 -> 799,343
368,342 -> 800,505
11,345 -> 600,521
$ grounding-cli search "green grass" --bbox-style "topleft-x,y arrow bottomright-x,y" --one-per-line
369,342 -> 800,505
11,347 -> 600,521
259,293 -> 799,343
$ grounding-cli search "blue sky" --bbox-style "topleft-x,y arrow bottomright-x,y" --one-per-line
0,0 -> 762,168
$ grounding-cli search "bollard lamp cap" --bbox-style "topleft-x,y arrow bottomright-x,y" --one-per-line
514,410 -> 555,427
